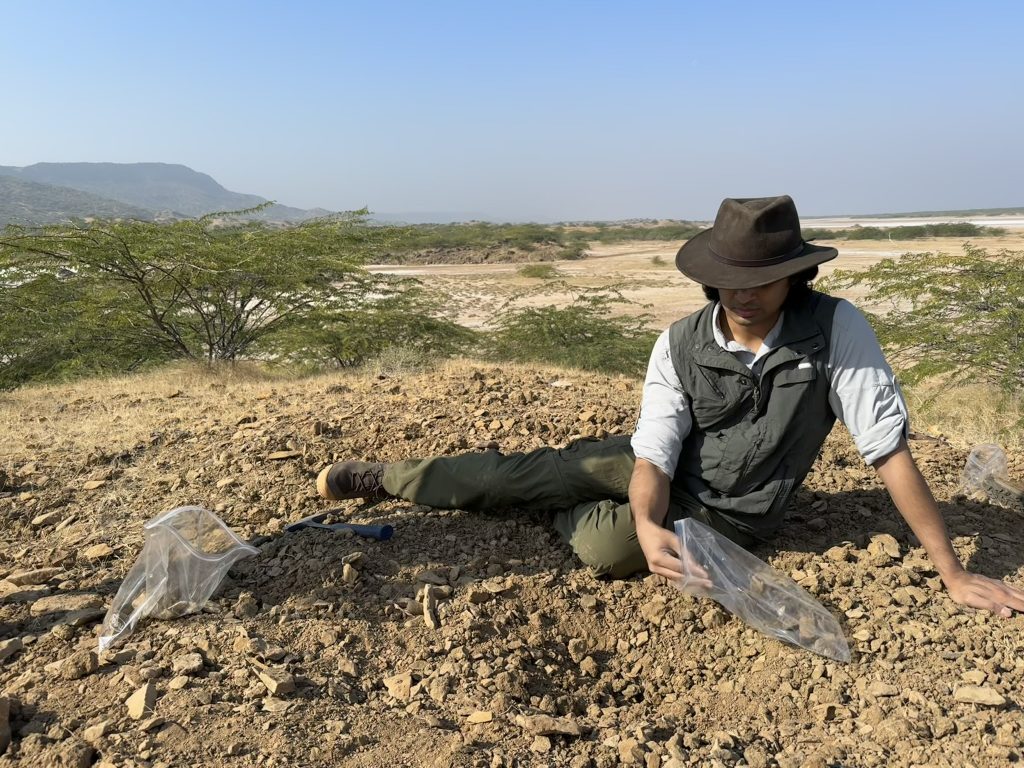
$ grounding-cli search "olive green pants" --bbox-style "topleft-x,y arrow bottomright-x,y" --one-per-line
382,435 -> 752,578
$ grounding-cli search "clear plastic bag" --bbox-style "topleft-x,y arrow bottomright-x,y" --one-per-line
961,444 -> 1024,510
98,506 -> 259,652
672,518 -> 851,662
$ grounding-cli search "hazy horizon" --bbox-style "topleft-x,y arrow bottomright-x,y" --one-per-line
3,1 -> 1023,221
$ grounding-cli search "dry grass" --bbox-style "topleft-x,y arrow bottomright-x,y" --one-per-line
902,379 -> 1024,451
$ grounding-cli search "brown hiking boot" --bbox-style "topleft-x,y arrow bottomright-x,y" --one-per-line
316,461 -> 391,501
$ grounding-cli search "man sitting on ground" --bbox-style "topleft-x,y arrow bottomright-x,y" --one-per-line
317,195 -> 1024,618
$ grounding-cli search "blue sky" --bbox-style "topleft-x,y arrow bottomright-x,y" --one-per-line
3,1 -> 1022,220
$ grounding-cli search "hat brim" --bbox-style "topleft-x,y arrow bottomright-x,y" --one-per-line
675,228 -> 838,290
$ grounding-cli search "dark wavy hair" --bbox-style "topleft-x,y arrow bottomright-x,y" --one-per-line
701,266 -> 819,308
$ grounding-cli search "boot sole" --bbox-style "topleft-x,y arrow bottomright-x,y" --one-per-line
316,466 -> 338,500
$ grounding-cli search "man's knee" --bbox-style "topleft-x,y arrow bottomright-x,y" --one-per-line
570,526 -> 648,579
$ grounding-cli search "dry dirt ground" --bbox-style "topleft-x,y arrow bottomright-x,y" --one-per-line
1,358 -> 1023,768
370,221 -> 1024,332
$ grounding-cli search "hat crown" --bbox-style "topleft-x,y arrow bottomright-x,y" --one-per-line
708,196 -> 804,266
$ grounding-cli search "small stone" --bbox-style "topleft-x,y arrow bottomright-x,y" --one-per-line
82,480 -> 107,491
337,657 -> 358,677
4,567 -> 63,586
82,720 -> 111,743
415,569 -> 448,586
30,593 -> 103,617
866,681 -> 899,698
138,716 -> 164,733
467,589 -> 493,604
953,686 -> 1006,706
0,638 -> 24,664
618,736 -> 645,764
262,697 -> 290,713
267,450 -> 302,460
701,606 -> 727,629
83,544 -> 114,560
514,714 -> 581,736
384,671 -> 413,701
30,511 -> 62,528
531,735 -> 552,753
216,477 -> 237,489
171,653 -> 204,676
579,594 -> 598,611
579,656 -> 598,677
867,533 -> 901,562
342,563 -> 358,584
567,638 -> 587,663
126,683 -> 158,720
823,546 -> 849,563
168,675 -> 190,690
467,710 -> 493,724
255,666 -> 295,696
62,650 -> 99,680
233,593 -> 260,618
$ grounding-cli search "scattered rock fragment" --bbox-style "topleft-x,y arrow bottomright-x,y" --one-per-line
953,686 -> 1006,706
171,652 -> 204,676
514,714 -> 581,736
30,511 -> 62,528
4,567 -> 64,586
0,638 -> 23,664
82,480 -> 107,491
267,450 -> 302,460
61,650 -> 99,680
83,544 -> 114,560
30,593 -> 103,617
82,720 -> 111,743
467,710 -> 493,724
126,682 -> 158,720
383,672 -> 413,701
254,665 -> 296,696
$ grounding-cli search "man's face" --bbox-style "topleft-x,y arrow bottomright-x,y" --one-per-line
717,277 -> 791,331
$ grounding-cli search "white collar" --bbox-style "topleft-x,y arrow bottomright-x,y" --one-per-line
711,302 -> 785,363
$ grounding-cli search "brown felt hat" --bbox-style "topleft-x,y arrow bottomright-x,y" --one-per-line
675,195 -> 837,290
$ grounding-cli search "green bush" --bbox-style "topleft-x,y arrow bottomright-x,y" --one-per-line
484,287 -> 657,376
0,213 -> 475,389
819,245 -> 1024,392
804,223 -> 1005,241
517,263 -> 559,279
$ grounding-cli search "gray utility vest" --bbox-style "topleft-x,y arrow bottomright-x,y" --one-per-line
668,291 -> 840,537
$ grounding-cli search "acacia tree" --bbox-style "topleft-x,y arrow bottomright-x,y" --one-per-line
0,211 -> 472,388
819,245 -> 1024,391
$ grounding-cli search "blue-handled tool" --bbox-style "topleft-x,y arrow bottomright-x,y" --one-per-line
284,511 -> 393,541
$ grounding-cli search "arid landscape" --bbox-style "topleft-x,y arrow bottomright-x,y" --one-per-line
2,222 -> 1023,768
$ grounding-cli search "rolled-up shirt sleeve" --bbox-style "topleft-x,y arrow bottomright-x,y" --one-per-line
827,300 -> 909,465
631,330 -> 692,479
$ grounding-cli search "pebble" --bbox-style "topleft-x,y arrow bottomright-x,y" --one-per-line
29,593 -> 103,617
0,638 -> 24,664
953,686 -> 1006,706
83,544 -> 114,560
168,675 -> 191,690
61,650 -> 99,680
467,710 -> 493,724
82,480 -> 107,491
262,697 -> 290,713
3,567 -> 64,586
30,511 -> 62,528
514,714 -> 581,736
171,653 -> 204,676
126,682 -> 158,720
384,672 -> 413,701
82,720 -> 111,743
255,666 -> 296,696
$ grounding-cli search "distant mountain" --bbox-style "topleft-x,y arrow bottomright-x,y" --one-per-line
0,162 -> 328,227
0,175 -> 156,227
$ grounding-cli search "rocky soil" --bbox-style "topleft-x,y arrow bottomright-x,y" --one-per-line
1,362 -> 1022,768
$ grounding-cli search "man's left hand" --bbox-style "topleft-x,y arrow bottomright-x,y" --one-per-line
943,571 -> 1024,617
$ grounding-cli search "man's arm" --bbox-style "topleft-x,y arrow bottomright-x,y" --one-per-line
874,439 -> 1024,617
629,458 -> 683,579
